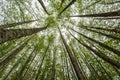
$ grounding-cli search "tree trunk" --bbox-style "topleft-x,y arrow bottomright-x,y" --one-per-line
69,58 -> 79,80
71,10 -> 120,17
70,44 -> 88,79
87,41 -> 113,80
22,50 -> 37,78
69,31 -> 120,68
29,59 -> 40,80
0,38 -> 30,70
58,0 -> 76,16
51,48 -> 56,80
59,28 -> 87,80
95,17 -> 120,20
82,27 -> 120,40
81,0 -> 100,11
2,50 -> 27,80
0,25 -> 47,44
100,1 -> 120,5
17,48 -> 36,80
85,26 -> 120,33
35,42 -> 50,80
63,47 -> 72,80
60,51 -> 66,80
96,59 -> 113,80
37,0 -> 50,15
70,28 -> 120,56
0,19 -> 39,29
79,52 -> 100,80
113,66 -> 120,77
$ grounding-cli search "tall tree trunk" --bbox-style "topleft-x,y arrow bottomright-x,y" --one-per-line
17,48 -> 36,80
93,59 -> 112,79
69,31 -> 120,68
51,48 -> 56,80
15,0 -> 25,21
85,26 -> 120,33
69,58 -> 79,80
0,25 -> 48,44
37,0 -> 50,15
96,58 -> 113,80
65,56 -> 71,80
87,41 -> 113,80
60,52 -> 66,80
0,38 -> 30,70
82,27 -> 120,40
35,42 -> 50,80
58,0 -> 76,16
2,49 -> 27,80
95,17 -> 120,20
100,1 -> 120,5
22,2 -> 37,19
0,19 -> 39,29
71,10 -> 120,17
81,0 -> 100,11
63,47 -> 72,80
0,41 -> 22,61
22,50 -> 37,78
70,28 -> 120,56
80,45 -> 109,80
59,28 -> 87,80
29,59 -> 40,80
70,44 -> 88,79
113,66 -> 120,77
78,51 -> 100,80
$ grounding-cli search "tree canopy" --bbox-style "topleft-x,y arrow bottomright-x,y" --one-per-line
0,0 -> 120,80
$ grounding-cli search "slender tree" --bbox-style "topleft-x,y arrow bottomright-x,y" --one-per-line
0,25 -> 48,44
0,19 -> 39,29
113,66 -> 120,77
83,26 -> 120,33
86,41 -> 113,80
100,1 -> 120,5
71,10 -> 120,17
95,17 -> 120,20
35,42 -> 50,80
16,48 -> 36,80
60,50 -> 66,80
1,0 -> 120,79
63,49 -> 71,80
59,28 -> 87,80
22,51 -> 37,79
58,0 -> 76,16
2,49 -> 28,80
37,0 -> 50,15
71,45 -> 100,80
81,26 -> 120,40
70,28 -> 120,56
69,31 -> 120,68
70,43 -> 88,79
15,0 -> 25,21
51,48 -> 56,80
81,0 -> 101,11
0,38 -> 31,70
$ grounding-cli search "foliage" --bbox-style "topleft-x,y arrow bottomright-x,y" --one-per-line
0,0 -> 120,80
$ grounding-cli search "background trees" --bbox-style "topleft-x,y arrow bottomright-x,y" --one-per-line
0,0 -> 120,80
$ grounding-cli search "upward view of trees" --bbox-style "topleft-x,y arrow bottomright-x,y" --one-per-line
0,0 -> 120,80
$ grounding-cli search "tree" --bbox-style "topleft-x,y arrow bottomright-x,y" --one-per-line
71,10 -> 120,17
0,0 -> 120,80
0,25 -> 48,44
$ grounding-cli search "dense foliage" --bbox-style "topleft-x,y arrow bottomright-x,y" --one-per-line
0,0 -> 120,80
